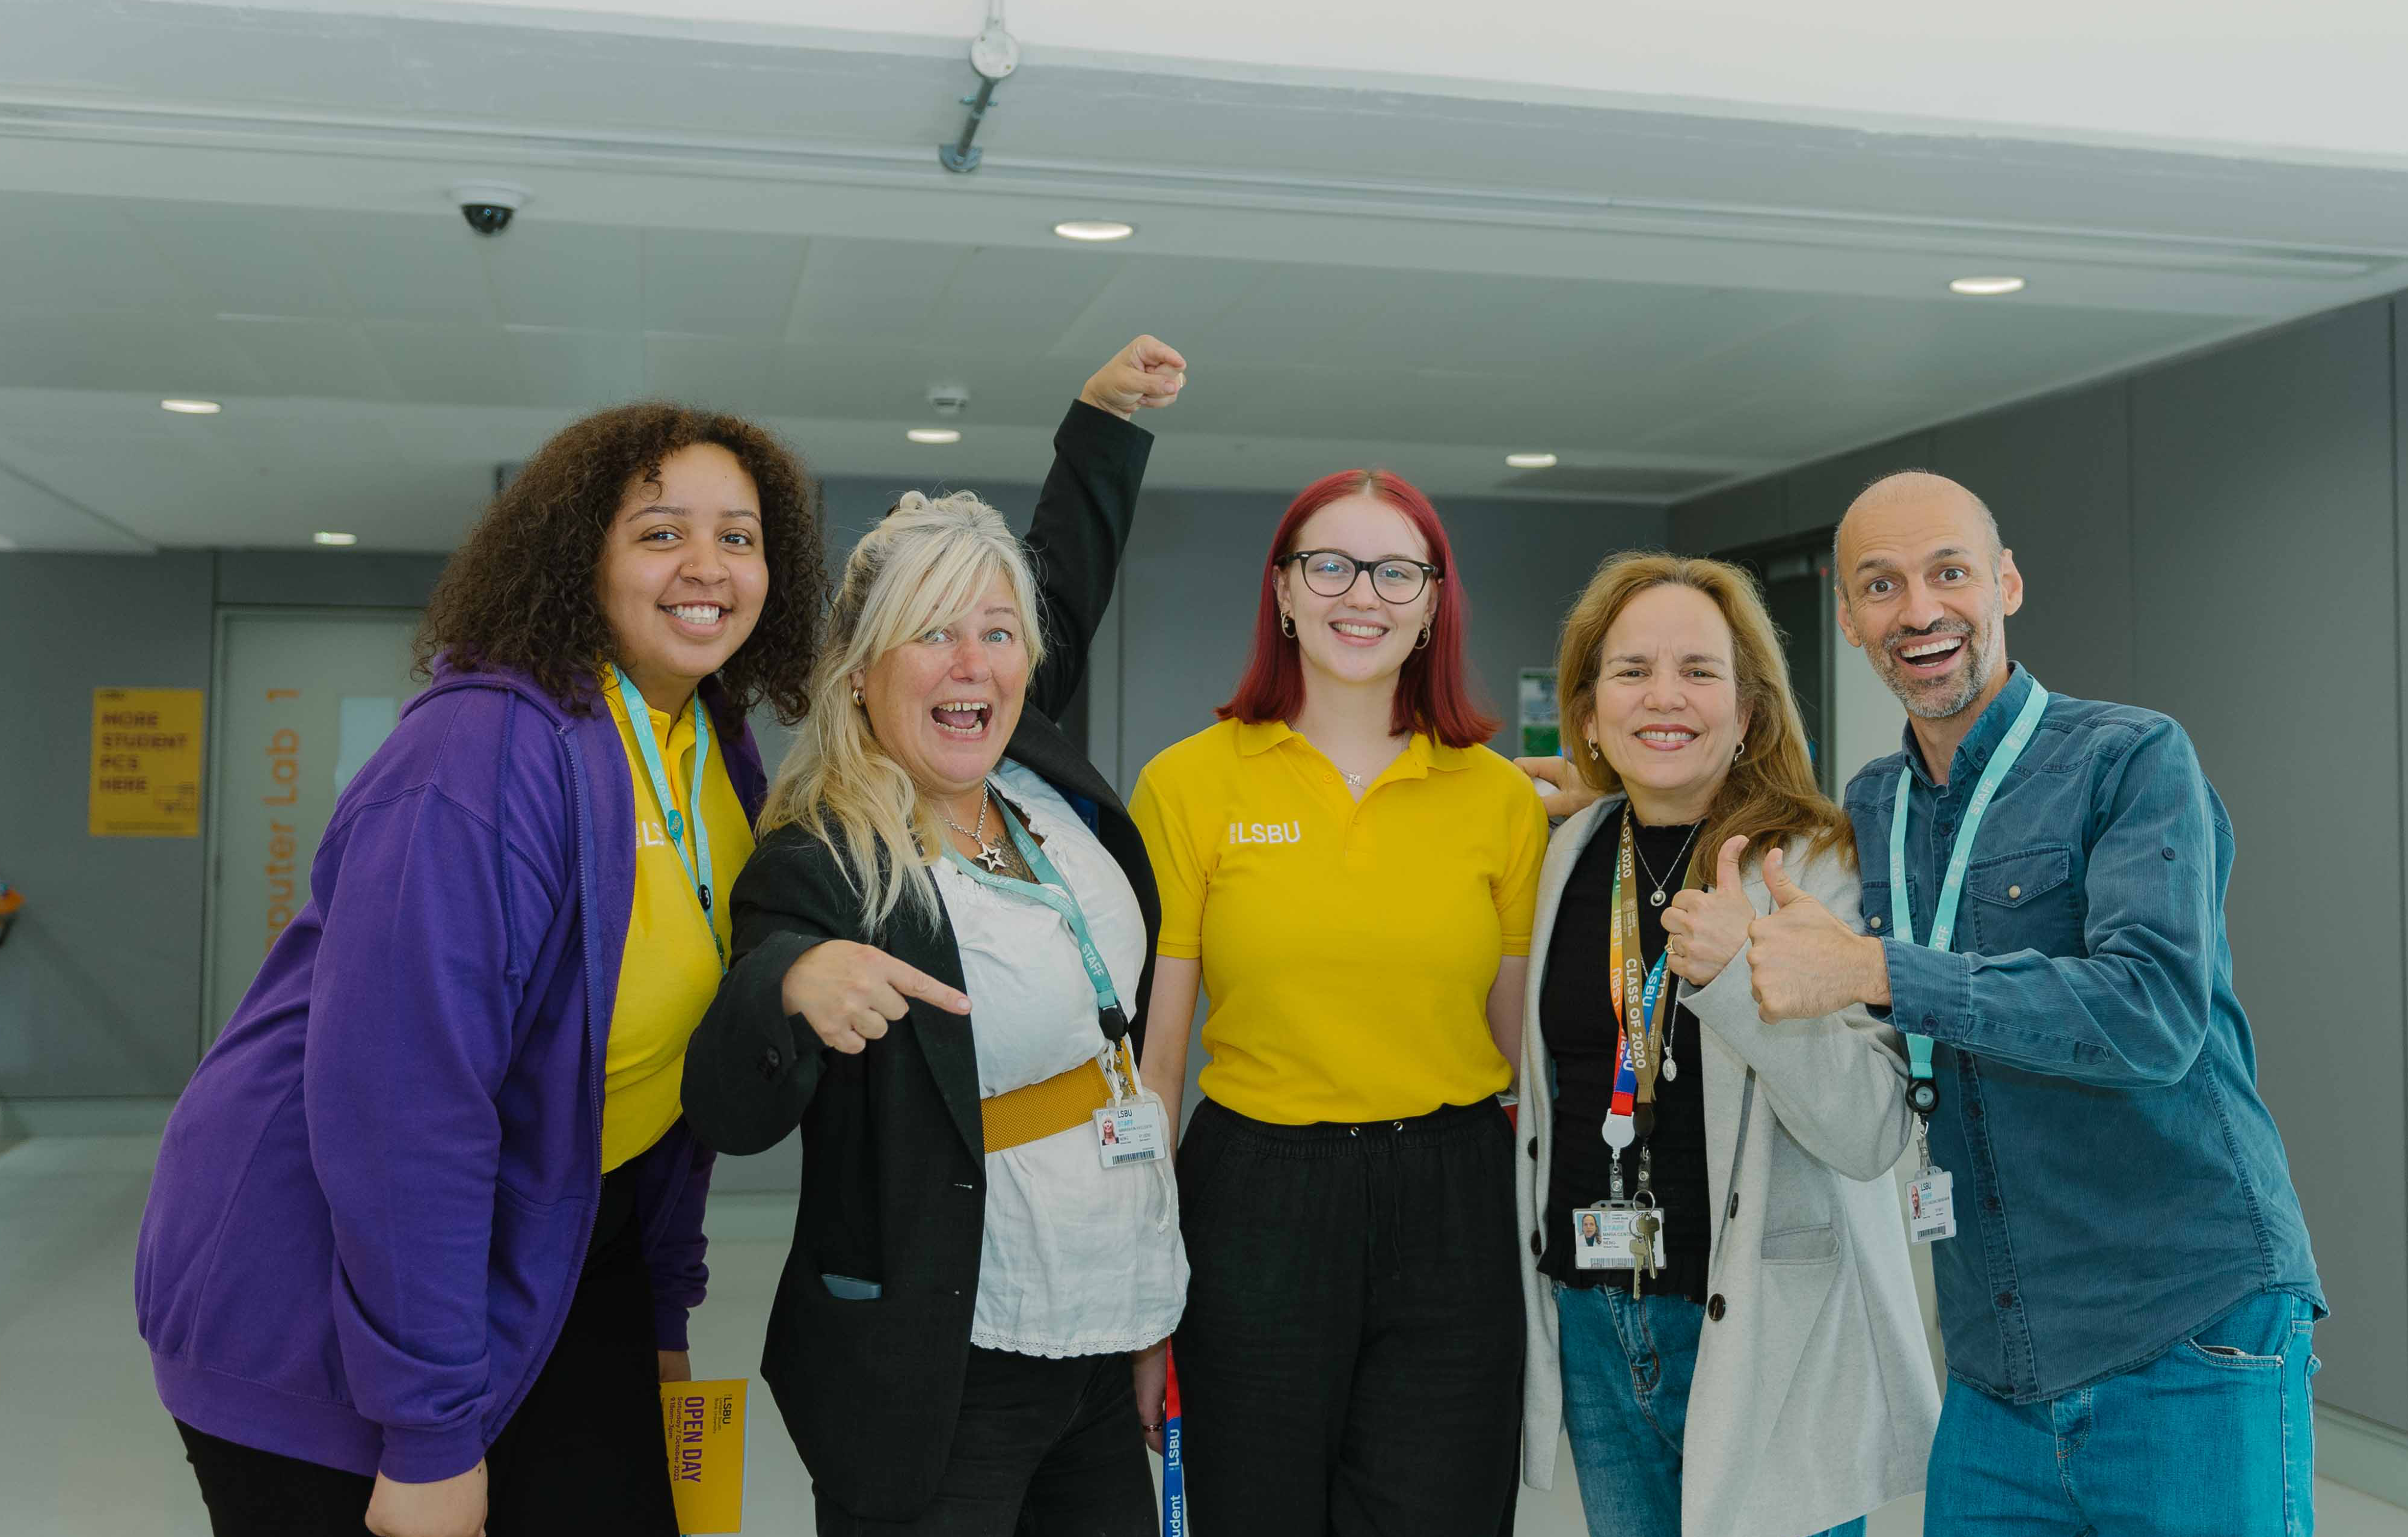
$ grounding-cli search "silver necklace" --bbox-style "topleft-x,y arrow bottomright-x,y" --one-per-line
941,788 -> 1010,873
1631,818 -> 1705,907
1340,768 -> 1365,793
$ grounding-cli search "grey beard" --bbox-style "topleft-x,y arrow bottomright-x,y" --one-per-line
1876,627 -> 1992,719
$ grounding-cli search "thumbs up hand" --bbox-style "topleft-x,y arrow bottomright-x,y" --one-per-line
1662,835 -> 1759,987
1746,846 -> 1893,1023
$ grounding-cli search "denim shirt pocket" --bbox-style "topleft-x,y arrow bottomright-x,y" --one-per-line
1962,844 -> 2080,953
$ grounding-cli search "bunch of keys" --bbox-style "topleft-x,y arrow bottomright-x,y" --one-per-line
1627,1210 -> 1662,1298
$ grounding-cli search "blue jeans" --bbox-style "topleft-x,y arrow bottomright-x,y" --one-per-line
1556,1284 -> 1867,1537
1924,1288 -> 2320,1536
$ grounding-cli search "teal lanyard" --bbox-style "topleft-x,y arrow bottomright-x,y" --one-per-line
942,787 -> 1129,1043
1888,681 -> 2049,1097
612,667 -> 722,970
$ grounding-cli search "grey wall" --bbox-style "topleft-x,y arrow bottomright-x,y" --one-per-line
0,553 -> 444,1098
1667,298 -> 2408,1432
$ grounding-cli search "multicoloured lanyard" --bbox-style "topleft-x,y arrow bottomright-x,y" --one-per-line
1888,681 -> 2050,1112
1601,812 -> 1678,1154
612,667 -> 722,970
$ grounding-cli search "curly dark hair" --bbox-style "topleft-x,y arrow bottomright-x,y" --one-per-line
415,402 -> 826,723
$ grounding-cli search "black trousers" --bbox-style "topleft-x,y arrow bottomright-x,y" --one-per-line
176,1168 -> 677,1537
812,1346 -> 1157,1536
1174,1097 -> 1524,1537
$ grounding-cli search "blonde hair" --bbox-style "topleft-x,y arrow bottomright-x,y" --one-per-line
1555,551 -> 1852,876
758,490 -> 1047,930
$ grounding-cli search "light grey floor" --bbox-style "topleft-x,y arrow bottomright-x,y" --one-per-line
6,1135 -> 2402,1536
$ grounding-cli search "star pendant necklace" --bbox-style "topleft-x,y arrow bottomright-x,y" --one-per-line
942,788 -> 1011,873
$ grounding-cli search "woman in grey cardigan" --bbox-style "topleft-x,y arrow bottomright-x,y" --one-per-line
1515,552 -> 1938,1537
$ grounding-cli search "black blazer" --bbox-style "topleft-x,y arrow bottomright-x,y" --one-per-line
681,401 -> 1160,1522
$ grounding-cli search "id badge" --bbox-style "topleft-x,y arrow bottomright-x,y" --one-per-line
1094,1093 -> 1170,1169
1906,1167 -> 1957,1244
1571,1204 -> 1664,1271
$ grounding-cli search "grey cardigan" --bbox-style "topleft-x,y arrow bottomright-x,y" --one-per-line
1515,797 -> 1940,1537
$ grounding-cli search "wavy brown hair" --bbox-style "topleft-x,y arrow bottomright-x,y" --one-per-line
1556,551 -> 1853,876
414,402 -> 826,722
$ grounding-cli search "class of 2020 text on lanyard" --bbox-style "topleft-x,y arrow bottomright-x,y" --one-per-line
1600,810 -> 1692,1201
1888,680 -> 2049,1244
614,667 -> 724,972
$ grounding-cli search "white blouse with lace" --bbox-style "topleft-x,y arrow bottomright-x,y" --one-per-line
932,758 -> 1188,1358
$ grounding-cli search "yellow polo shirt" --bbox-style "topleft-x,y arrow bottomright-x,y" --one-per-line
1129,718 -> 1545,1125
600,676 -> 754,1172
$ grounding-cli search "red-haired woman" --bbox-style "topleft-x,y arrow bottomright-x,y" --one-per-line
1129,470 -> 1545,1534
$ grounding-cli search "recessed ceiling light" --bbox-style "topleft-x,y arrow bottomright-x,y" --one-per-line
314,531 -> 358,547
1506,452 -> 1559,469
1948,276 -> 2026,296
907,428 -> 962,445
1053,220 -> 1136,243
161,399 -> 221,414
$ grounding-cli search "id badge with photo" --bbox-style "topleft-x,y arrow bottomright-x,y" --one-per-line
1906,1167 -> 1957,1244
1094,1093 -> 1170,1168
1571,1203 -> 1664,1271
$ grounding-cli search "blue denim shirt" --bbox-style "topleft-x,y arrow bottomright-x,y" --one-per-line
1844,664 -> 2321,1403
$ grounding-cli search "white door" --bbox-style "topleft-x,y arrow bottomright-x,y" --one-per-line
203,609 -> 424,1043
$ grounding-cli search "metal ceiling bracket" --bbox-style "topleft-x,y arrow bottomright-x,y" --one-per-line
939,78 -> 999,175
939,4 -> 1017,175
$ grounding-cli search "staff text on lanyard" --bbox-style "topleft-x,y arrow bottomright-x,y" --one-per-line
1887,680 -> 2048,1242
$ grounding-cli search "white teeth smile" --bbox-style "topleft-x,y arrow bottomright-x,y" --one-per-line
932,701 -> 990,736
1332,622 -> 1385,638
1637,729 -> 1696,744
667,604 -> 724,624
1900,637 -> 1964,661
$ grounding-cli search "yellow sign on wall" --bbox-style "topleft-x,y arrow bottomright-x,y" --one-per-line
91,688 -> 204,838
660,1378 -> 748,1534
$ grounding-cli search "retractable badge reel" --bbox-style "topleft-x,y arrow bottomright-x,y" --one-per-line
1904,1077 -> 1955,1245
1093,1013 -> 1170,1170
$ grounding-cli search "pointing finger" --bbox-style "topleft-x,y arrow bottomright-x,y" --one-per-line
878,952 -> 972,1013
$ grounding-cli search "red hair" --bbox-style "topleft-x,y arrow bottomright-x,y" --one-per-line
1216,469 -> 1500,748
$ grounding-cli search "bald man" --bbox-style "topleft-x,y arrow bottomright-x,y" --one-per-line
1743,472 -> 2322,1536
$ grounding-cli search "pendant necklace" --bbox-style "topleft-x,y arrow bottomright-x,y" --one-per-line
1630,818 -> 1705,907
941,789 -> 1010,873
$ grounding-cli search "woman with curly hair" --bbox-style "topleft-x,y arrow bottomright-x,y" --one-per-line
135,397 -> 826,1537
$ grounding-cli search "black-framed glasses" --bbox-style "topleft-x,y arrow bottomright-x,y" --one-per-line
1284,550 -> 1439,604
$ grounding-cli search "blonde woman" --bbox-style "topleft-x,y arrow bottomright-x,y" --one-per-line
681,338 -> 1188,1534
1516,552 -> 1937,1537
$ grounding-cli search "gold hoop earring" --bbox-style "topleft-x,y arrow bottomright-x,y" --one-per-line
1280,613 -> 1295,638
1414,625 -> 1432,651
852,687 -> 864,707
1733,738 -> 1745,762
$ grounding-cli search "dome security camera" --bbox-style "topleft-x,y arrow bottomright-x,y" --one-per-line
449,181 -> 530,237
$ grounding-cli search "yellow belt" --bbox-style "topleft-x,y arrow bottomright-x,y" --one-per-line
980,1038 -> 1138,1155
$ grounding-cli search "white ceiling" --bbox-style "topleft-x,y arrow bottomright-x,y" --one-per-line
4,0 -> 2407,551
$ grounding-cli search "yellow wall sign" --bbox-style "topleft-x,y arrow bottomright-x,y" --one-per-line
660,1378 -> 748,1534
91,689 -> 205,838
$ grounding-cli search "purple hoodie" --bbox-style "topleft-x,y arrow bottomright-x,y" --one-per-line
136,660 -> 768,1484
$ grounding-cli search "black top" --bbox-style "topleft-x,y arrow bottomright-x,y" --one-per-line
1538,804 -> 1714,1302
679,401 -> 1157,1523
